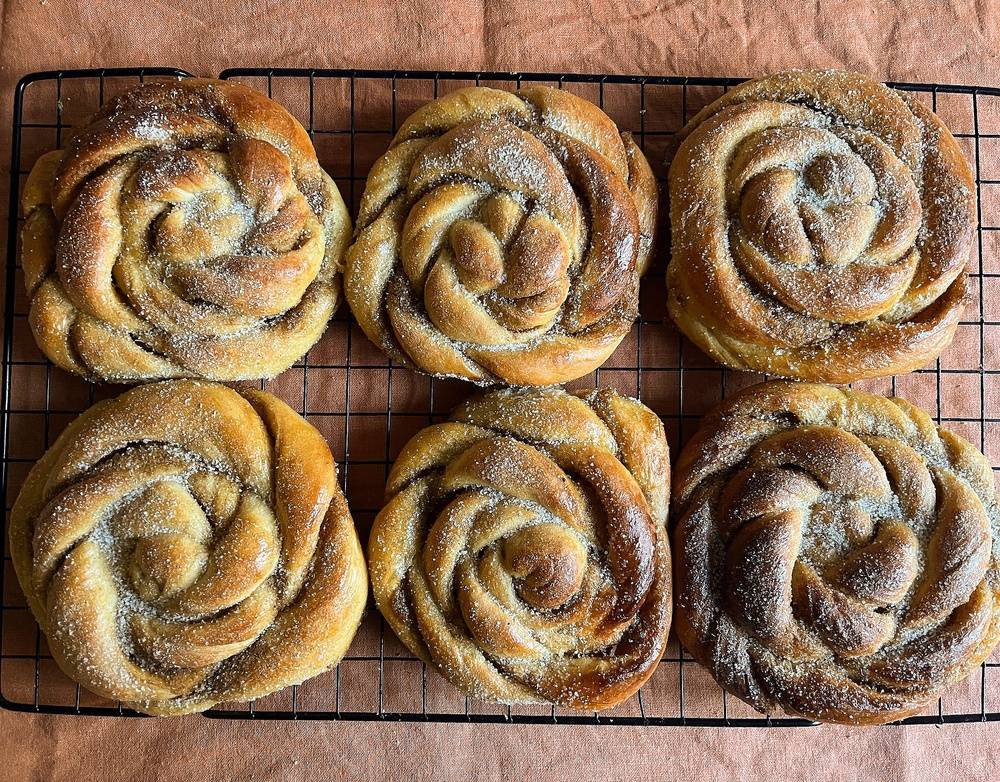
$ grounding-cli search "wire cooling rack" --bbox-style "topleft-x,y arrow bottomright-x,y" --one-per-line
2,67 -> 1000,726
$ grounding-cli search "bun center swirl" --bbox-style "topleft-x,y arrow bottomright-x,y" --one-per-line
728,120 -> 922,323
107,138 -> 326,331
402,118 -> 583,342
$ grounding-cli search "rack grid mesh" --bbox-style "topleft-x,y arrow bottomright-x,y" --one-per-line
2,67 -> 999,725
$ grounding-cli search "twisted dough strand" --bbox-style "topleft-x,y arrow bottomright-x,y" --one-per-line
672,381 -> 1000,725
9,380 -> 367,715
21,79 -> 350,382
368,387 -> 671,709
346,86 -> 658,386
667,70 -> 976,382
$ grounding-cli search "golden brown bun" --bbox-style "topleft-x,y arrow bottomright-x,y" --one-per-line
345,86 -> 658,386
672,380 -> 1000,725
21,79 -> 350,382
368,387 -> 671,709
8,380 -> 367,716
667,70 -> 975,382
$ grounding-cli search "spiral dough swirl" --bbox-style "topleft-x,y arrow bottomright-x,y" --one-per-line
9,381 -> 367,715
345,86 -> 658,386
672,381 -> 1000,725
21,79 -> 350,382
667,70 -> 976,382
368,387 -> 672,709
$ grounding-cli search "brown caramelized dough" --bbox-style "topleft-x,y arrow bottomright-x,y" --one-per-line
667,70 -> 976,382
21,79 -> 350,382
672,381 -> 1000,725
368,387 -> 671,709
345,86 -> 658,386
8,381 -> 367,715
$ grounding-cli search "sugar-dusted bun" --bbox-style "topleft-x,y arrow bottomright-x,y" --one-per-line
9,380 -> 367,715
368,386 -> 671,709
21,79 -> 350,381
667,70 -> 975,382
672,380 -> 1000,725
345,86 -> 658,386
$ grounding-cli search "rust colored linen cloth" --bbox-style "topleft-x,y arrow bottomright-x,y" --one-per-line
1,1 -> 1000,780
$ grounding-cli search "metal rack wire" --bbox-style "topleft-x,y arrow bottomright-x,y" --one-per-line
2,67 -> 998,725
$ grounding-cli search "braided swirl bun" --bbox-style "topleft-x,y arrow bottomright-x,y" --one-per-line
345,86 -> 658,386
9,381 -> 367,715
673,381 -> 1000,725
668,70 -> 975,382
368,387 -> 671,709
21,79 -> 350,382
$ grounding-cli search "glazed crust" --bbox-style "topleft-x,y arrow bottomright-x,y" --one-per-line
21,78 -> 350,382
8,380 -> 367,716
672,381 -> 1000,725
345,86 -> 658,386
667,69 -> 976,382
367,387 -> 671,710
